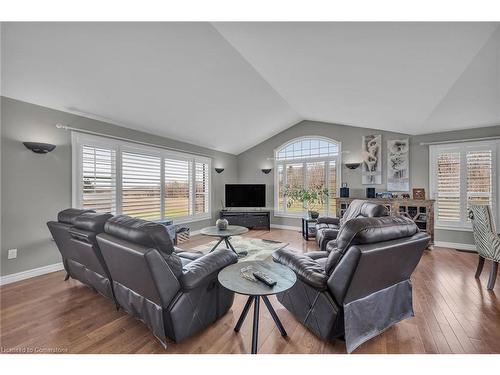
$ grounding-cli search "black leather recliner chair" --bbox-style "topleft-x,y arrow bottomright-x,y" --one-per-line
96,215 -> 238,346
273,215 -> 429,353
47,209 -> 116,301
315,199 -> 389,251
47,208 -> 95,279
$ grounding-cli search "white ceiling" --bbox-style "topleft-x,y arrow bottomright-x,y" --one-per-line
2,22 -> 499,154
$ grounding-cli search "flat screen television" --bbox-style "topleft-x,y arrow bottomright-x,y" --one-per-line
225,184 -> 266,208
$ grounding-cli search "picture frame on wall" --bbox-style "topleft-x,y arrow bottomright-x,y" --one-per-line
362,134 -> 382,185
387,138 -> 410,191
412,188 -> 426,200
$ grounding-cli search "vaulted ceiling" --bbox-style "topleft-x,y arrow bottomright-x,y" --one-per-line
2,22 -> 499,154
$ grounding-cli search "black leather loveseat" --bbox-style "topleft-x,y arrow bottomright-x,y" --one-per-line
96,215 -> 238,346
273,215 -> 429,353
315,199 -> 389,252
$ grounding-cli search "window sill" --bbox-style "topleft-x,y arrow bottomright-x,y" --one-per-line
273,212 -> 304,219
435,225 -> 472,232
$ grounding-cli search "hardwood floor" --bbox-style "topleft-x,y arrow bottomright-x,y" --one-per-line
1,228 -> 499,354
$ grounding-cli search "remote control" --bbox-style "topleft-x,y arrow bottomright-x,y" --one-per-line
253,271 -> 277,287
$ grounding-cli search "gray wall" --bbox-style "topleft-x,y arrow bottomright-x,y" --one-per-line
236,120 -> 408,227
2,96 -> 499,277
236,120 -> 500,246
1,97 -> 238,276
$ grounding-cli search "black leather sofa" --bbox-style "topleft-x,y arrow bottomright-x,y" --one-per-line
48,209 -> 236,347
273,215 -> 429,353
96,215 -> 238,346
315,199 -> 389,252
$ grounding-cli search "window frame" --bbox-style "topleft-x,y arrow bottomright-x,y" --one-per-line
72,132 -> 211,224
429,140 -> 499,232
273,136 -> 342,218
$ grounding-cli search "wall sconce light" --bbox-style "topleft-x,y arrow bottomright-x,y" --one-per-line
261,168 -> 272,174
214,168 -> 225,174
345,162 -> 361,170
23,142 -> 56,154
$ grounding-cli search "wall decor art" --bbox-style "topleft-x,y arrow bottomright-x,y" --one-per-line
361,134 -> 382,185
387,138 -> 409,191
413,188 -> 426,200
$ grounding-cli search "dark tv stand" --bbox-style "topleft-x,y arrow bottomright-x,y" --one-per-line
220,210 -> 270,230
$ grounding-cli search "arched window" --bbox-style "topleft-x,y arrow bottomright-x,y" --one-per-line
274,136 -> 341,217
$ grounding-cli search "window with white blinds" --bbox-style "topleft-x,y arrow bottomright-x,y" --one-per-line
81,145 -> 116,213
430,141 -> 498,230
73,133 -> 211,223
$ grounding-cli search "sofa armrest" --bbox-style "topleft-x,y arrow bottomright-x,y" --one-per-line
180,250 -> 238,290
272,248 -> 328,290
317,216 -> 340,225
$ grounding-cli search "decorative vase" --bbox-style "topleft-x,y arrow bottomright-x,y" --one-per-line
308,210 -> 319,219
216,218 -> 229,230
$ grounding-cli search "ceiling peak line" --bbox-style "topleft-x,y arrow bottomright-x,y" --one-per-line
421,24 -> 500,126
210,22 -> 302,121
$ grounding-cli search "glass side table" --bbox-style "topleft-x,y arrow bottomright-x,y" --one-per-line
301,217 -> 317,241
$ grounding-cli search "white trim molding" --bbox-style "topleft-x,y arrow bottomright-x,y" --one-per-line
270,223 -> 301,231
434,241 -> 477,252
0,262 -> 64,286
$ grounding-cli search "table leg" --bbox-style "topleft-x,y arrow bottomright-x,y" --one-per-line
262,295 -> 287,337
234,295 -> 254,332
225,237 -> 248,257
251,296 -> 260,354
209,237 -> 225,252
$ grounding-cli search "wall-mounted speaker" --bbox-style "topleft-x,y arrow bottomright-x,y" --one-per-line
340,187 -> 349,198
366,187 -> 376,198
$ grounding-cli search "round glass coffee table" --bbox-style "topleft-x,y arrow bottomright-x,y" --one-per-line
218,260 -> 297,354
200,225 -> 249,257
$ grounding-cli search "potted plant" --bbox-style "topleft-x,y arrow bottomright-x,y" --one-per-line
283,184 -> 329,219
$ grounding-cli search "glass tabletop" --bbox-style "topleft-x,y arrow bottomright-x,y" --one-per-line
200,225 -> 249,237
218,260 -> 297,296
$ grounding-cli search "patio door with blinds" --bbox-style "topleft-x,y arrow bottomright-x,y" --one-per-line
72,132 -> 211,223
430,140 -> 498,230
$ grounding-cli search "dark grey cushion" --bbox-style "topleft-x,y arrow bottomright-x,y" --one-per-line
181,250 -> 237,290
73,212 -> 113,233
325,216 -> 419,274
104,215 -> 183,277
273,248 -> 328,290
105,215 -> 176,255
57,208 -> 94,224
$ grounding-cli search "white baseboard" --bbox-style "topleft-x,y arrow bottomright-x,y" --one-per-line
270,224 -> 301,231
434,241 -> 477,252
0,262 -> 64,286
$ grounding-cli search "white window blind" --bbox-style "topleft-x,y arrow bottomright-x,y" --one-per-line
466,150 -> 492,208
274,137 -> 341,217
165,158 -> 191,218
73,133 -> 211,223
122,152 -> 162,220
81,145 -> 116,213
195,162 -> 209,215
436,151 -> 461,222
430,140 -> 498,230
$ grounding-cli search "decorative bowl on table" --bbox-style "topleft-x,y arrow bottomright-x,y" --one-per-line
216,218 -> 229,230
